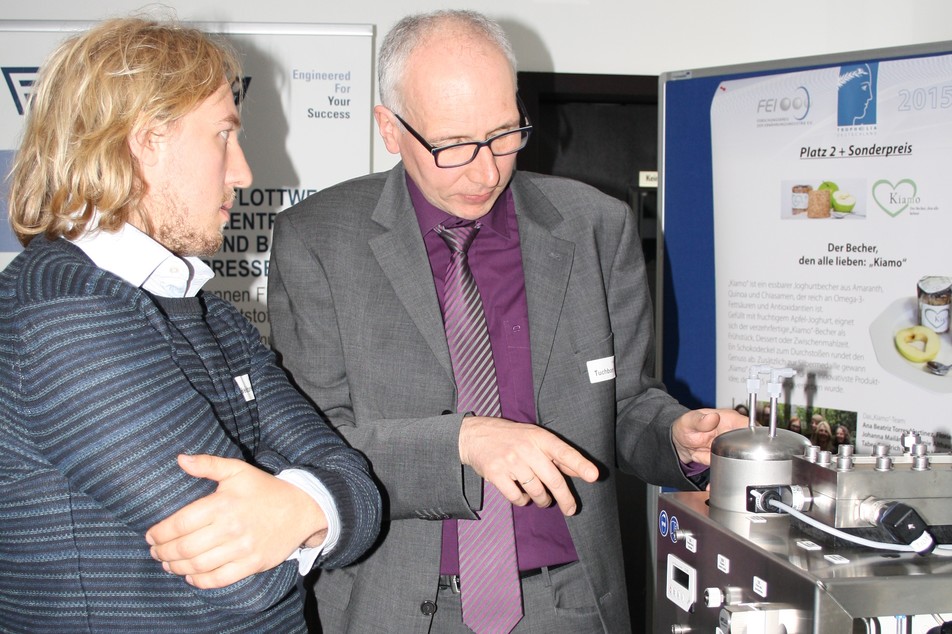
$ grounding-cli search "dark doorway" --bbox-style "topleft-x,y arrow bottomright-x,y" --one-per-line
517,71 -> 660,632
517,72 -> 659,303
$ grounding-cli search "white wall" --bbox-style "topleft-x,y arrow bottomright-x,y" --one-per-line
6,0 -> 952,170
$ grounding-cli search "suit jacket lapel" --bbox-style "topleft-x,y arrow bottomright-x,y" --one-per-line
366,168 -> 576,393
511,174 -> 575,405
368,165 -> 454,380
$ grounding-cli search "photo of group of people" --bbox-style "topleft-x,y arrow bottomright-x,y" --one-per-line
731,401 -> 857,453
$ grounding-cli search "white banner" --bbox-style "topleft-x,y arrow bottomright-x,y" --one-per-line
711,54 -> 952,453
0,21 -> 374,344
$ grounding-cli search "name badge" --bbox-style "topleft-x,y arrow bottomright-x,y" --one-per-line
587,356 -> 615,384
234,374 -> 256,402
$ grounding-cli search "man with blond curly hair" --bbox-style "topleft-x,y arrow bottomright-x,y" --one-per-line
1,16 -> 380,632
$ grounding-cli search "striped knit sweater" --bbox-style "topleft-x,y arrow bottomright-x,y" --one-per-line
0,237 -> 381,633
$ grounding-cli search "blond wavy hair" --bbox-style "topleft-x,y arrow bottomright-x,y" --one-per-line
7,17 -> 242,246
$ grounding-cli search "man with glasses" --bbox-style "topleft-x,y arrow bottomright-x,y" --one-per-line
390,96 -> 533,170
269,9 -> 744,634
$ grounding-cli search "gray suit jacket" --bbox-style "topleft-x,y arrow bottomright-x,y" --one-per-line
268,164 -> 693,633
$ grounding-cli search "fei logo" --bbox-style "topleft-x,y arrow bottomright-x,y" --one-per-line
2,67 -> 39,115
837,63 -> 877,126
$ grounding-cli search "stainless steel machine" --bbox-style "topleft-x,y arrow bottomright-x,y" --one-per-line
654,367 -> 952,633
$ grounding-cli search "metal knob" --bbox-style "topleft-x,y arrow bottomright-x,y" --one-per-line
912,455 -> 930,471
703,587 -> 724,608
673,528 -> 693,543
804,445 -> 819,462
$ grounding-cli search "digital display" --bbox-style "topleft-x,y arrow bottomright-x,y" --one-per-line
673,565 -> 690,589
666,553 -> 696,612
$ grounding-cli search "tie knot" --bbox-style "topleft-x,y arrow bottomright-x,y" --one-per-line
436,222 -> 479,254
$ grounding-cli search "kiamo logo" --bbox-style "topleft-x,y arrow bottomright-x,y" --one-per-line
3,68 -> 251,113
2,66 -> 38,115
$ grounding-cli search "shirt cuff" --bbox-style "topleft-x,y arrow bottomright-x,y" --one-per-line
680,460 -> 710,489
680,460 -> 707,478
275,468 -> 340,575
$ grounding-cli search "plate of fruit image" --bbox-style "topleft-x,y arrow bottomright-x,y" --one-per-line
869,297 -> 952,393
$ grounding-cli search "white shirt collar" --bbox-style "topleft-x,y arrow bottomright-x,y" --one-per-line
68,213 -> 214,298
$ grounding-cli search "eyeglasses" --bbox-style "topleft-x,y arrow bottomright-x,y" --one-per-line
393,96 -> 533,169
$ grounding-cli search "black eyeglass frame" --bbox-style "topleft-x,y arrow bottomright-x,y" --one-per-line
393,95 -> 533,168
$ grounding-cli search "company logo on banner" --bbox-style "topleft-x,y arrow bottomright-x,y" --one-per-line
751,84 -> 812,128
2,67 -> 38,115
837,63 -> 878,127
872,178 -> 919,217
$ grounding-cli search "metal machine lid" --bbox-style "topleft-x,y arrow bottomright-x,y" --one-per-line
712,426 -> 812,461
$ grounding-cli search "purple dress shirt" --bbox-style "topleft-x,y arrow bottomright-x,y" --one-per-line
406,176 -> 579,575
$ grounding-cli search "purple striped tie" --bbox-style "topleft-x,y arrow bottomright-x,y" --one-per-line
437,223 -> 522,634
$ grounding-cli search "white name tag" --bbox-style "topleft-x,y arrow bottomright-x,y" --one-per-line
586,356 -> 615,383
234,374 -> 256,402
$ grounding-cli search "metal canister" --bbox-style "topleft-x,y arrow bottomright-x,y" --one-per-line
709,427 -> 812,513
791,184 -> 811,215
917,275 -> 951,333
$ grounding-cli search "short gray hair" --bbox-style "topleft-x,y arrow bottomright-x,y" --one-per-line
377,10 -> 517,114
